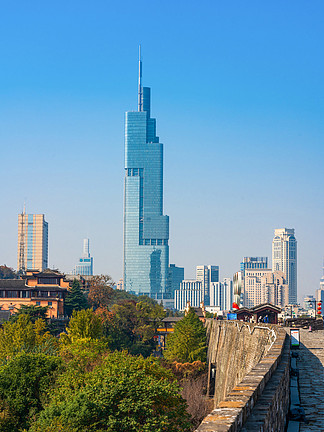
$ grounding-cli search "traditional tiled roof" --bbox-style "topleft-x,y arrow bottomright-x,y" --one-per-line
0,279 -> 25,288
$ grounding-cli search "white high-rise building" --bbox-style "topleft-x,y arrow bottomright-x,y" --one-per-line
174,280 -> 203,311
196,265 -> 219,305
210,278 -> 233,311
74,238 -> 93,276
272,228 -> 297,304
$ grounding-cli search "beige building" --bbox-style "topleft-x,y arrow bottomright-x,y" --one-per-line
17,212 -> 48,272
244,269 -> 288,308
272,228 -> 297,304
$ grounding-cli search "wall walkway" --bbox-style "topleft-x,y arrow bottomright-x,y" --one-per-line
297,329 -> 324,431
196,320 -> 289,432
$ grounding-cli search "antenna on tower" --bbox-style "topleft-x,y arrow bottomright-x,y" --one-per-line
18,204 -> 26,274
138,45 -> 143,111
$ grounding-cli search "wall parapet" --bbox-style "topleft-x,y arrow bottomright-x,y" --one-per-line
196,321 -> 289,432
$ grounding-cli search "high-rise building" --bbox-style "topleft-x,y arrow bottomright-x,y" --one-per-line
174,280 -> 203,310
74,238 -> 93,276
272,228 -> 297,304
168,264 -> 184,297
210,278 -> 233,311
316,259 -> 324,306
17,211 -> 48,272
320,259 -> 324,291
196,265 -> 219,305
244,269 -> 288,308
240,257 -> 268,271
123,49 -> 169,297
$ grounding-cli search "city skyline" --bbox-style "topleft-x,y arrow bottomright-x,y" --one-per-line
1,1 -> 324,302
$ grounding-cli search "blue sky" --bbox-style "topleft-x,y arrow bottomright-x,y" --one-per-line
0,1 -> 323,301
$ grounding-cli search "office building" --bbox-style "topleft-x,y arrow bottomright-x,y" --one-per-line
117,278 -> 124,290
17,211 -> 48,272
272,228 -> 297,304
174,280 -> 203,310
123,49 -> 169,297
244,269 -> 288,308
210,278 -> 233,311
196,265 -> 219,305
241,257 -> 268,271
320,259 -> 324,291
74,238 -> 93,276
168,264 -> 184,297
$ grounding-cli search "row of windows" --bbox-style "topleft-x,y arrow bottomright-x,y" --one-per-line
0,290 -> 63,299
126,168 -> 144,177
139,239 -> 168,246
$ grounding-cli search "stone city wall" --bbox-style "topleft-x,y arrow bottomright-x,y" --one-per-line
196,320 -> 289,432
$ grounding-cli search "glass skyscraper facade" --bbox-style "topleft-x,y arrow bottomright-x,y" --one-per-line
74,238 -> 93,276
123,51 -> 169,296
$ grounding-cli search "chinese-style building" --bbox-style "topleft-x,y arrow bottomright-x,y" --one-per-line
236,303 -> 281,324
0,269 -> 70,318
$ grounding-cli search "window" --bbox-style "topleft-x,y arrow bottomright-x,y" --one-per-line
48,301 -> 52,306
38,277 -> 59,285
36,301 -> 40,306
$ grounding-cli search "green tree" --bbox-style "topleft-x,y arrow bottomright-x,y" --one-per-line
0,315 -> 58,362
105,299 -> 165,356
0,353 -> 61,431
60,309 -> 103,345
10,304 -> 48,323
87,275 -> 114,309
0,265 -> 18,279
64,279 -> 88,316
30,351 -> 192,432
164,308 -> 207,363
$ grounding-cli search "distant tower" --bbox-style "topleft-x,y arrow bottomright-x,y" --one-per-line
74,238 -> 93,276
272,228 -> 297,304
123,47 -> 169,296
196,265 -> 219,306
18,205 -> 26,273
17,212 -> 48,272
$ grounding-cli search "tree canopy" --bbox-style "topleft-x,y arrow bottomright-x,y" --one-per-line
30,351 -> 192,432
10,304 -> 48,323
103,299 -> 165,357
0,353 -> 62,431
0,315 -> 58,362
0,265 -> 18,279
164,308 -> 207,363
60,309 -> 104,345
64,279 -> 88,316
87,275 -> 115,309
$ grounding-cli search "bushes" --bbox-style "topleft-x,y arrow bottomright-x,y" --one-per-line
0,353 -> 62,431
31,352 -> 192,432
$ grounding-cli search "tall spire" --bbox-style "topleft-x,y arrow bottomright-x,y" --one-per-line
138,45 -> 143,111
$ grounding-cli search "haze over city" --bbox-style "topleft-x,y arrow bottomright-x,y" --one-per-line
1,1 -> 323,302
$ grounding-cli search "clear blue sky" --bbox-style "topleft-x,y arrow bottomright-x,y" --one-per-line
1,0 -> 323,302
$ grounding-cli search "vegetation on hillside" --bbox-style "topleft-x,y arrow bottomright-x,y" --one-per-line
0,274 -> 209,431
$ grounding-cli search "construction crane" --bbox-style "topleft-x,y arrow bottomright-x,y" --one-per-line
18,205 -> 26,274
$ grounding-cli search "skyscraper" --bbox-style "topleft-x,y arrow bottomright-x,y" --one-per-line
240,257 -> 268,271
196,265 -> 219,305
168,264 -> 184,297
123,48 -> 169,297
74,238 -> 93,276
272,228 -> 297,304
17,211 -> 48,272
